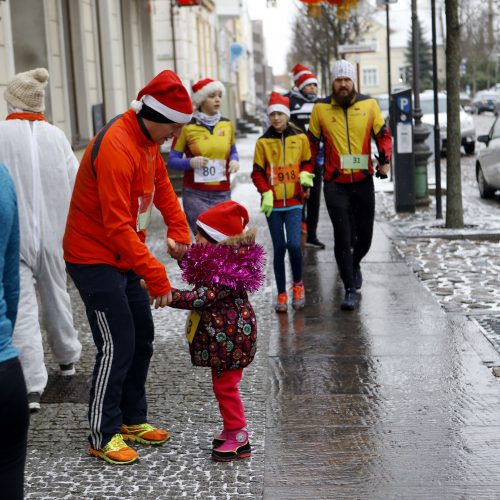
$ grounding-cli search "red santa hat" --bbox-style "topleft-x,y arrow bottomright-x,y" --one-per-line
130,70 -> 192,123
196,200 -> 249,243
296,72 -> 318,91
267,91 -> 290,117
191,78 -> 225,109
291,64 -> 311,83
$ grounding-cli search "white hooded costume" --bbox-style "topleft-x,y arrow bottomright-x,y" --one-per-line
0,68 -> 81,394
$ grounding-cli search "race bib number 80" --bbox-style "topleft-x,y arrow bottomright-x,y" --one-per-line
194,159 -> 226,183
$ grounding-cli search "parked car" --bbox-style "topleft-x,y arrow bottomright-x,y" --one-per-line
470,91 -> 500,115
475,116 -> 500,198
419,91 -> 476,155
375,91 -> 476,155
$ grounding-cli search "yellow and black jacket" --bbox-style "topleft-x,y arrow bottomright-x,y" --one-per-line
251,125 -> 312,209
308,94 -> 392,184
170,117 -> 235,191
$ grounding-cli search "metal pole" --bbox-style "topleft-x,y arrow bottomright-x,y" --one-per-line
411,0 -> 432,203
386,1 -> 392,97
431,0 -> 442,219
170,0 -> 178,73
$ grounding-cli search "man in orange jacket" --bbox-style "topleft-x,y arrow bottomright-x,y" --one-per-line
64,70 -> 192,465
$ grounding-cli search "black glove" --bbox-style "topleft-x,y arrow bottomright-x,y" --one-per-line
374,153 -> 388,179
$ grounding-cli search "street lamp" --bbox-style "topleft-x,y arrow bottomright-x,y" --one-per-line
411,0 -> 432,204
431,0 -> 442,219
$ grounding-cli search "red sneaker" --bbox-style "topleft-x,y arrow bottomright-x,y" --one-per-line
291,282 -> 305,310
275,292 -> 288,313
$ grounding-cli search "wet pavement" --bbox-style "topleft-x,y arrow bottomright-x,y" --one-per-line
25,119 -> 500,499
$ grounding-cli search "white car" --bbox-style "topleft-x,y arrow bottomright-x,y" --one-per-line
375,91 -> 477,156
475,116 -> 500,198
420,91 -> 476,156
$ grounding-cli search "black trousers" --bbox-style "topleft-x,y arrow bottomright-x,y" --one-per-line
0,357 -> 29,500
302,162 -> 323,239
66,263 -> 154,450
323,176 -> 375,290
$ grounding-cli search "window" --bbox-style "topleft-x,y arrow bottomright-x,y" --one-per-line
362,68 -> 377,88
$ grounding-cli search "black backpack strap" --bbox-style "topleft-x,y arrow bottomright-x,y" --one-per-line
91,114 -> 123,176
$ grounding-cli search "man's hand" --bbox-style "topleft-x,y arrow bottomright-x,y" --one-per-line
189,156 -> 209,170
378,163 -> 390,176
151,292 -> 172,309
374,152 -> 390,179
167,237 -> 188,260
140,279 -> 172,308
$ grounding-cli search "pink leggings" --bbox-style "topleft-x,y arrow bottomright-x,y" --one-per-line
211,368 -> 247,430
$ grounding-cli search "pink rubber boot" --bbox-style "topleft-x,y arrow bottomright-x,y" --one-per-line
212,429 -> 251,462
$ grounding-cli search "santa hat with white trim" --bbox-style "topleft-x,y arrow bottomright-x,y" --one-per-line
291,64 -> 311,83
267,91 -> 290,118
196,200 -> 249,243
296,72 -> 318,91
191,78 -> 225,109
130,70 -> 192,123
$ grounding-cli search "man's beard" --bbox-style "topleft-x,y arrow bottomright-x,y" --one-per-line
332,88 -> 356,108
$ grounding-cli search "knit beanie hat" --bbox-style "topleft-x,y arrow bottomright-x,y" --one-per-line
296,72 -> 318,91
332,59 -> 356,84
191,78 -> 225,109
130,70 -> 192,123
196,200 -> 249,243
291,64 -> 311,83
4,68 -> 49,113
267,91 -> 290,117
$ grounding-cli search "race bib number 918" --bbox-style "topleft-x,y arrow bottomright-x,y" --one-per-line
271,164 -> 299,185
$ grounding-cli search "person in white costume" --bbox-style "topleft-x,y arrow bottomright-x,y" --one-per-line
0,68 -> 81,412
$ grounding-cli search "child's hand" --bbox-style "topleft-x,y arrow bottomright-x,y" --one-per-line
167,237 -> 188,260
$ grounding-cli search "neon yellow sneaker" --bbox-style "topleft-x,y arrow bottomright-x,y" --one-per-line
88,433 -> 139,465
121,423 -> 170,445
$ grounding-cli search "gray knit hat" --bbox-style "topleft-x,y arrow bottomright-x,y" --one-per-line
332,60 -> 356,84
4,68 -> 49,112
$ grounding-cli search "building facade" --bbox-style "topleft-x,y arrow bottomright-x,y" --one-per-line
0,0 -> 261,148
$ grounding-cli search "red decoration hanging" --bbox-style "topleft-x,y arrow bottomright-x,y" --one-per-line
177,0 -> 200,6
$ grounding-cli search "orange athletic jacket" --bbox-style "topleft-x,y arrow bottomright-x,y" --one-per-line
63,110 -> 191,296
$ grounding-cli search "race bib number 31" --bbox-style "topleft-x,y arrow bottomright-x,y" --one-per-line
340,154 -> 369,171
194,159 -> 226,183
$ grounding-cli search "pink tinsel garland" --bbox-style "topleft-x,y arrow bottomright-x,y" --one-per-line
180,242 -> 266,293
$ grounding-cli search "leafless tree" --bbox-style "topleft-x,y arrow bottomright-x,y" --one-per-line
286,3 -> 365,94
446,0 -> 463,228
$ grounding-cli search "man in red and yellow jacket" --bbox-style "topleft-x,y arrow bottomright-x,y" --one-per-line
308,59 -> 392,311
64,70 -> 192,465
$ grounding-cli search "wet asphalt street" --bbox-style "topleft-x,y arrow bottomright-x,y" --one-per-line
25,117 -> 500,499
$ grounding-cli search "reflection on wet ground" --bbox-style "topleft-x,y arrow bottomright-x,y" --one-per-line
264,220 -> 500,500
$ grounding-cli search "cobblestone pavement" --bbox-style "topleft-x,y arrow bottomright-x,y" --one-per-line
377,114 -> 500,314
25,183 -> 271,499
